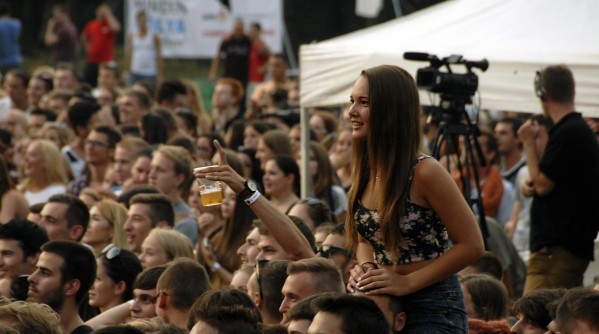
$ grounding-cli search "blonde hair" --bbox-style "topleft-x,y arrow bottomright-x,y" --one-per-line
18,139 -> 68,192
5,109 -> 28,128
183,79 -> 213,135
148,228 -> 195,261
39,122 -> 71,148
235,263 -> 256,277
0,301 -> 62,334
127,317 -> 168,332
155,145 -> 192,189
93,199 -> 129,250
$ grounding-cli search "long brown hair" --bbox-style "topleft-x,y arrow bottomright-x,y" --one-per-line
310,141 -> 339,208
345,65 -> 422,261
0,155 -> 12,199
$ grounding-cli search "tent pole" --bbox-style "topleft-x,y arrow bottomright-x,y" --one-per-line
300,106 -> 314,198
391,0 -> 403,17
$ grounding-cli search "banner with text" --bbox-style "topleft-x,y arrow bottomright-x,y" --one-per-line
125,0 -> 282,59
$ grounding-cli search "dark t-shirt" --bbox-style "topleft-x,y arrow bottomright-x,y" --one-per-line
530,112 -> 599,260
219,35 -> 251,86
70,324 -> 93,334
53,21 -> 78,63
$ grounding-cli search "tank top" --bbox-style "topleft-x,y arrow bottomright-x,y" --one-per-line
355,155 -> 449,265
131,32 -> 157,76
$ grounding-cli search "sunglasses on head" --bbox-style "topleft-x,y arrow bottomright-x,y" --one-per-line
103,246 -> 122,260
316,245 -> 348,258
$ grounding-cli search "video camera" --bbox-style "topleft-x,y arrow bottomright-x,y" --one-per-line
404,52 -> 488,101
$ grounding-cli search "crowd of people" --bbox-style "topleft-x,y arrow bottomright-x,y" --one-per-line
0,2 -> 598,334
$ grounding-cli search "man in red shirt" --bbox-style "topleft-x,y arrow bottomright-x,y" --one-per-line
248,22 -> 270,84
81,4 -> 121,87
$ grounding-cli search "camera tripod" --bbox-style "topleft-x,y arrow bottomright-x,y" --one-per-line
430,109 -> 490,248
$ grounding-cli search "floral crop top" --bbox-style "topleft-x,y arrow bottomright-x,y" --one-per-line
355,155 -> 449,265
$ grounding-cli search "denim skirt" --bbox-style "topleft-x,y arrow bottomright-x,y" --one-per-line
402,274 -> 467,333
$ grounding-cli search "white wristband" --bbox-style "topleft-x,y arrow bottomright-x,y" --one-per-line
244,191 -> 261,206
211,262 -> 222,272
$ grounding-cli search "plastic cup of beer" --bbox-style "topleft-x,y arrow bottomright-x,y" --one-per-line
194,167 -> 223,206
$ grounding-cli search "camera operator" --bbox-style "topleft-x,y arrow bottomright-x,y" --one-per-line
518,65 -> 599,294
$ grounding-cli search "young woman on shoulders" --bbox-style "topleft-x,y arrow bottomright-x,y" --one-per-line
345,65 -> 484,333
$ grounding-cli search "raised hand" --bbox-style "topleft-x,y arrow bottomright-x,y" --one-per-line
193,140 -> 245,193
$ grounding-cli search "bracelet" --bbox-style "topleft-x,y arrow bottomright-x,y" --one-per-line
211,262 -> 222,272
360,262 -> 378,271
244,191 -> 261,206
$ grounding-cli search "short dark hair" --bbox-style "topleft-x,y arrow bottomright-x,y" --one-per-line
167,135 -> 197,158
118,123 -> 142,137
67,102 -> 100,129
157,80 -> 187,105
41,241 -> 97,306
188,287 -> 261,330
99,248 -> 143,302
72,87 -> 96,104
314,294 -> 390,334
0,218 -> 48,258
193,305 -> 261,334
512,288 -> 567,330
29,202 -> 45,214
156,258 -> 210,310
30,108 -> 57,122
287,258 -> 345,294
129,193 -> 175,227
467,251 -> 503,281
250,22 -> 261,31
117,184 -> 160,209
259,260 -> 289,321
32,73 -> 54,92
92,124 -> 122,148
141,112 -> 169,145
496,117 -> 523,137
539,64 -> 575,103
556,288 -> 599,333
133,265 -> 167,290
174,109 -> 198,136
5,69 -> 30,88
331,222 -> 344,235
46,194 -> 90,240
286,293 -> 320,322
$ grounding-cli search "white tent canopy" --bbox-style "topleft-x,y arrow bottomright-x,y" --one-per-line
299,0 -> 599,116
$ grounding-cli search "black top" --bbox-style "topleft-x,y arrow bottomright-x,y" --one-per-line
531,112 -> 599,260
219,35 -> 251,86
70,324 -> 93,334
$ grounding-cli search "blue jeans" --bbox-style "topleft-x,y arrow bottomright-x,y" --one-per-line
402,275 -> 467,333
128,72 -> 156,87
